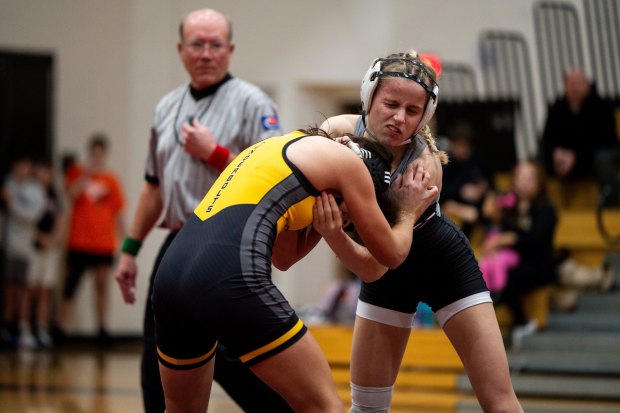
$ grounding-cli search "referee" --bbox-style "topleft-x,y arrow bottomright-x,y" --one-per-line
114,8 -> 288,413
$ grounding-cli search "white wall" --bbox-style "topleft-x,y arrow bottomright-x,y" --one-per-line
0,0 -> 584,334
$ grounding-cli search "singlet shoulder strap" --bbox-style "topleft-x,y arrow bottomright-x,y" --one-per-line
353,116 -> 365,136
391,135 -> 427,180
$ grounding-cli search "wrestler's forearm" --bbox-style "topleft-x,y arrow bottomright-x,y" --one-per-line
324,230 -> 388,283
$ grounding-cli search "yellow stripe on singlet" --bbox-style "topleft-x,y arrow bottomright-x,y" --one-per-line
239,319 -> 305,363
157,341 -> 218,366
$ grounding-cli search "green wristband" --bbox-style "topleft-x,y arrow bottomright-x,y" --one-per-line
121,236 -> 142,256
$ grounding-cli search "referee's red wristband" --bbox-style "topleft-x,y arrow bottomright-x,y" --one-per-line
206,144 -> 230,171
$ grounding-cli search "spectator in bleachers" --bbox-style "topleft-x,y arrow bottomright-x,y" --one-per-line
479,190 -> 521,301
484,160 -> 557,349
440,120 -> 494,237
540,66 -> 618,207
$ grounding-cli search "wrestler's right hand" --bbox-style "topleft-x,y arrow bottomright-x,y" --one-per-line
334,136 -> 363,158
392,162 -> 438,221
115,254 -> 138,304
333,135 -> 352,146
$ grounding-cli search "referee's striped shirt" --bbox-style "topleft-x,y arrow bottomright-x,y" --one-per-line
145,75 -> 282,230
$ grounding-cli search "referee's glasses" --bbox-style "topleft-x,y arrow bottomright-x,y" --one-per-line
185,40 -> 228,56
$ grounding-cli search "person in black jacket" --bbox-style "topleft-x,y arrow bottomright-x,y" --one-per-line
541,67 -> 618,206
441,120 -> 494,237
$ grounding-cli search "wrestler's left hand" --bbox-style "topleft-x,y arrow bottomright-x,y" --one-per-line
313,192 -> 346,241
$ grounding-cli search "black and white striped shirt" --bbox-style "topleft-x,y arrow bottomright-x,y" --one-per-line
145,75 -> 282,230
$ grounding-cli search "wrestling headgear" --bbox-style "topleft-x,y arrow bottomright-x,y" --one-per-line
360,54 -> 439,136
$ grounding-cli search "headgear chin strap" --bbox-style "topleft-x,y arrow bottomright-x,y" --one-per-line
360,56 -> 439,137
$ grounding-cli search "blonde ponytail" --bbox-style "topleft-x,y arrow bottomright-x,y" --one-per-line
420,125 -> 448,165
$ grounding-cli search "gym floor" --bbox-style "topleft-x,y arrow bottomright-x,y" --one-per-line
0,339 -> 243,413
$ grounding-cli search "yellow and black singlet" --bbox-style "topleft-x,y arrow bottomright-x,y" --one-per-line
152,130 -> 318,369
196,128 -> 318,235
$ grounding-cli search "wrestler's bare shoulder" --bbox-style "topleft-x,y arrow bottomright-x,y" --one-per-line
320,115 -> 360,136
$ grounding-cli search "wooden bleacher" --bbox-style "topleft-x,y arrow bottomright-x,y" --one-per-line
309,325 -> 469,412
494,207 -> 620,329
554,208 -> 620,265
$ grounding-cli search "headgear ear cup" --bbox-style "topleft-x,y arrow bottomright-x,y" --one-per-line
360,58 -> 381,116
414,85 -> 439,136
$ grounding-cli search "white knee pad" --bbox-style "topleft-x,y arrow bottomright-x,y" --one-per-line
349,382 -> 394,413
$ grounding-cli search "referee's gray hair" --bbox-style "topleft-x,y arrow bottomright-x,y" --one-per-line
179,9 -> 233,42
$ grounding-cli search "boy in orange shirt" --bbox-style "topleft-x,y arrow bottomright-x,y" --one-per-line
56,134 -> 125,344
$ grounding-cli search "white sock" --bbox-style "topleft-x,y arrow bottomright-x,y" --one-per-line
349,382 -> 394,413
